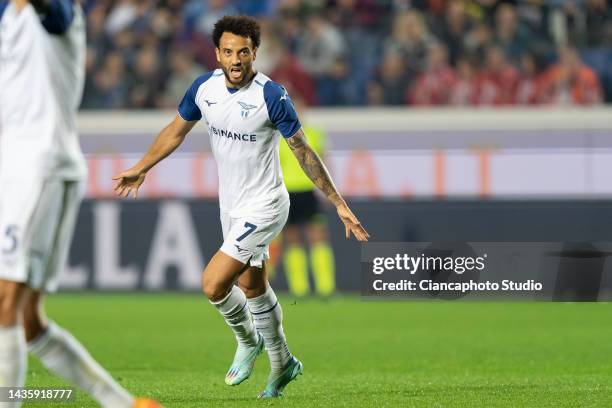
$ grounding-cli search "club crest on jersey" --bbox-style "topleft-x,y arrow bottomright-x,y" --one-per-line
237,101 -> 257,118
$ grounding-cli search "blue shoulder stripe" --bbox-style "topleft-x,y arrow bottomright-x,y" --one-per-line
264,81 -> 301,138
178,72 -> 214,121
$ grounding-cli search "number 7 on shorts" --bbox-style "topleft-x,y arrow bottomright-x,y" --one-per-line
236,222 -> 257,242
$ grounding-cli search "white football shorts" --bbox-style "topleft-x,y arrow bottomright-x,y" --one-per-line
219,205 -> 289,268
0,179 -> 83,292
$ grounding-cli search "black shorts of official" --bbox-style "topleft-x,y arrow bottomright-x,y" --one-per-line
287,191 -> 320,225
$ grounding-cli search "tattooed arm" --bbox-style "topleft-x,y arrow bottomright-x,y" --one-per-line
286,128 -> 370,242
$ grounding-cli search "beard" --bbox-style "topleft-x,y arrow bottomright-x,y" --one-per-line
222,64 -> 253,87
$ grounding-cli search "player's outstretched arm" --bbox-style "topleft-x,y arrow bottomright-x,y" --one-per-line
112,115 -> 196,198
286,129 -> 370,242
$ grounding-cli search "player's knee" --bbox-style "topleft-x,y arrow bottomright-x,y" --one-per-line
237,280 -> 266,299
0,281 -> 27,326
236,262 -> 267,298
202,278 -> 230,302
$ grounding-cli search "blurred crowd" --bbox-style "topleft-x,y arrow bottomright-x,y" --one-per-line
80,0 -> 612,109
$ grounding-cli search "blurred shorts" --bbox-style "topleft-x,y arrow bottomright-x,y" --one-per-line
287,190 -> 320,225
0,180 -> 83,293
219,204 -> 289,268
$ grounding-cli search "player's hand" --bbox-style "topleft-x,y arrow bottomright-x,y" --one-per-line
112,167 -> 146,198
336,202 -> 370,242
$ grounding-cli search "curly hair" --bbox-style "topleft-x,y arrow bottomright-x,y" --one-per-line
212,16 -> 261,49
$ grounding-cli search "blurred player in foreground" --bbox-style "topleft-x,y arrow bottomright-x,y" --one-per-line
276,95 -> 336,297
0,1 -> 159,407
113,15 -> 369,399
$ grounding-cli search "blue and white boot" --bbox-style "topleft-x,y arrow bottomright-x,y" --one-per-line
258,356 -> 304,398
225,334 -> 264,386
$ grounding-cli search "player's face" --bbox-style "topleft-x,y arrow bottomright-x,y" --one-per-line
216,32 -> 257,88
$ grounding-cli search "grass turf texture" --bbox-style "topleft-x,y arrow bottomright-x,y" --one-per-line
25,294 -> 612,407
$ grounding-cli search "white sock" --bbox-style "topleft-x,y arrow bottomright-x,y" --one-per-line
0,326 -> 27,408
27,322 -> 134,408
211,285 -> 259,350
247,285 -> 292,374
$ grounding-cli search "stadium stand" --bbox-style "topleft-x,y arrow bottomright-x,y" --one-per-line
79,0 -> 612,108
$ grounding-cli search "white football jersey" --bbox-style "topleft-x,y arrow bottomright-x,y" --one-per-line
178,69 -> 301,218
0,1 -> 87,181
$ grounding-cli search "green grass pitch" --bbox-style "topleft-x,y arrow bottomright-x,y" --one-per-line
25,294 -> 612,407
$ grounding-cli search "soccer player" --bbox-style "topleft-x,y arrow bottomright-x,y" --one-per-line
113,16 -> 370,398
0,1 -> 159,407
